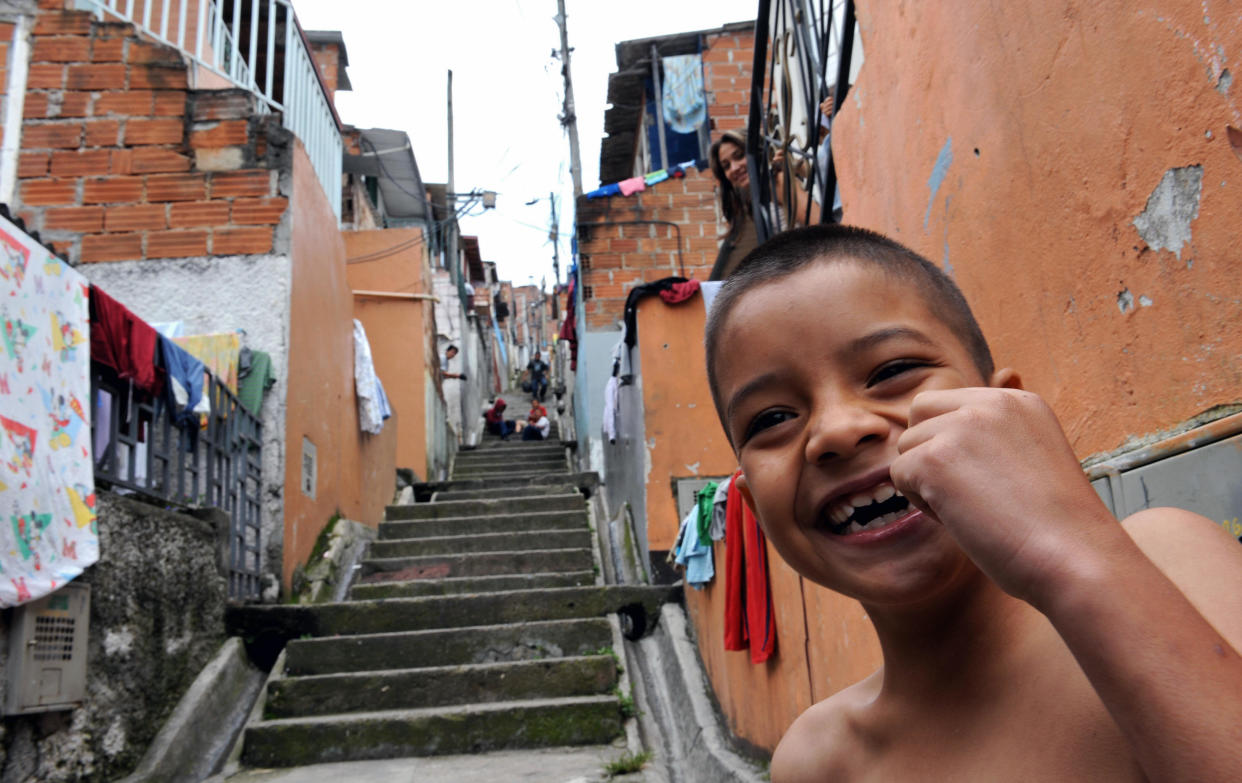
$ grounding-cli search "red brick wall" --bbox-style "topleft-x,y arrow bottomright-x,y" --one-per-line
14,7 -> 289,263
577,27 -> 755,331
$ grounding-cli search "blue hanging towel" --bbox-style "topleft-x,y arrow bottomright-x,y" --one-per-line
158,335 -> 207,428
586,183 -> 622,199
661,54 -> 707,134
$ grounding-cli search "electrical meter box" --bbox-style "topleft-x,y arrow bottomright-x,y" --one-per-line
5,582 -> 90,715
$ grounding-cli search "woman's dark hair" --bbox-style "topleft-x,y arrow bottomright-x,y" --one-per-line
709,130 -> 750,228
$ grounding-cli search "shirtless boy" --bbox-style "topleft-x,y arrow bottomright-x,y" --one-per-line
704,224 -> 1242,781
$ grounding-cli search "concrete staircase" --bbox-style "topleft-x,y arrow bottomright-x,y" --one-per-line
228,437 -> 672,768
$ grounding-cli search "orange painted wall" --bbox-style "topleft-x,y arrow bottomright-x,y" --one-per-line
282,143 -> 396,589
834,0 -> 1242,459
344,228 -> 432,479
636,296 -> 884,752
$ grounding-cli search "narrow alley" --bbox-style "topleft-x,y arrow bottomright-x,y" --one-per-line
221,420 -> 675,778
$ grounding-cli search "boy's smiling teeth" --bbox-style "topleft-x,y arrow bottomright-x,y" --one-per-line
825,482 -> 909,535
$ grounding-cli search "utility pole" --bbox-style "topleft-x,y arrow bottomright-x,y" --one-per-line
446,69 -> 458,292
549,191 -> 560,319
555,0 -> 584,198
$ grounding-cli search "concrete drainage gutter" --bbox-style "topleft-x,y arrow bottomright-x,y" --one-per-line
118,637 -> 266,783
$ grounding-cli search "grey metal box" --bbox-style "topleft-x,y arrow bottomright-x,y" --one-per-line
5,582 -> 90,715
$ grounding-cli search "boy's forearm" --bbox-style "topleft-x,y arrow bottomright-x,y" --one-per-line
1037,537 -> 1242,781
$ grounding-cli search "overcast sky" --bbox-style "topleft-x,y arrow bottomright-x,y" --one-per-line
290,0 -> 757,288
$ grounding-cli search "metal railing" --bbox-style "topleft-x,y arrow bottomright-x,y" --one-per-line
746,0 -> 858,241
74,0 -> 342,219
91,360 -> 263,601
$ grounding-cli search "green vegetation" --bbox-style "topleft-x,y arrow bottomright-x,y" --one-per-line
604,750 -> 653,777
615,687 -> 637,719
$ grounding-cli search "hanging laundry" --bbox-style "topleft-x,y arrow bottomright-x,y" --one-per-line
675,505 -> 714,588
661,54 -> 707,134
696,481 -> 718,546
622,276 -> 690,350
618,177 -> 646,196
237,348 -> 276,415
586,183 -> 622,199
602,374 -> 620,444
644,169 -> 669,186
675,159 -> 700,173
0,219 -> 98,607
88,285 -> 163,397
352,319 -> 389,434
710,475 -> 731,541
158,335 -> 210,428
724,470 -> 776,663
174,332 -> 241,393
659,279 -> 701,305
558,265 -> 578,371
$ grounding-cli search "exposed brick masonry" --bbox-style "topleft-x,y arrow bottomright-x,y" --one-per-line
15,7 -> 290,263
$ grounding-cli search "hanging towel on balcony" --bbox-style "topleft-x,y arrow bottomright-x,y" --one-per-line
173,332 -> 241,393
661,54 -> 706,133
88,284 -> 163,397
618,177 -> 646,196
237,348 -> 276,415
158,335 -> 210,428
0,219 -> 98,607
586,183 -> 622,199
352,319 -> 391,434
724,469 -> 776,663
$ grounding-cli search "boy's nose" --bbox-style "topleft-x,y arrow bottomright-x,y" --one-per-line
803,402 -> 888,464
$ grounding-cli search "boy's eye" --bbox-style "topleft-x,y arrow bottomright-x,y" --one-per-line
742,409 -> 796,443
867,360 -> 931,387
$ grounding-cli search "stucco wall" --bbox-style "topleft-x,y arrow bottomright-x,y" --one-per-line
835,0 -> 1242,458
344,228 -> 431,479
283,141 -> 396,588
80,253 -> 291,579
0,492 -> 227,782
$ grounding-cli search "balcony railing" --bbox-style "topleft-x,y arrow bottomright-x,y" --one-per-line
75,0 -> 343,220
91,360 -> 263,601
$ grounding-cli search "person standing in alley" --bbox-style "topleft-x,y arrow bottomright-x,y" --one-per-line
441,344 -> 466,382
526,351 -> 549,402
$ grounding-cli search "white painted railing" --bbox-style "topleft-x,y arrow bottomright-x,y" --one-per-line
74,0 -> 342,219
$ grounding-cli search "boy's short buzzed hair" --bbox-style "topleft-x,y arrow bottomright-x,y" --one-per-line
705,224 -> 995,419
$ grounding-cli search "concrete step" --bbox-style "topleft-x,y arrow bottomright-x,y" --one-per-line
452,466 -> 569,480
432,485 -> 575,501
369,529 -> 591,558
242,696 -> 623,767
386,494 -> 583,521
350,570 -> 596,599
465,441 -> 566,454
226,585 -> 676,639
378,509 -> 587,540
359,547 -> 594,581
411,472 -> 599,503
284,618 -> 613,675
453,454 -> 567,468
266,655 -> 618,718
449,469 -> 571,483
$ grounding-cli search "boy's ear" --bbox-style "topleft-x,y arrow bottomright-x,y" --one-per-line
989,367 -> 1023,390
733,473 -> 759,516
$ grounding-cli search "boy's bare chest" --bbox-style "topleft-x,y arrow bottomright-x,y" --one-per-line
833,686 -> 1145,783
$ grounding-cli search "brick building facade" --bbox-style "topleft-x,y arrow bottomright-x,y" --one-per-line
576,22 -> 754,330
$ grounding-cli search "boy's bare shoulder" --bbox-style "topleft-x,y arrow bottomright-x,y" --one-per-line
1121,506 -> 1242,642
770,672 -> 880,783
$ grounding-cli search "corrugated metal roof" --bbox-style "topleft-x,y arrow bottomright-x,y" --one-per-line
346,128 -> 429,225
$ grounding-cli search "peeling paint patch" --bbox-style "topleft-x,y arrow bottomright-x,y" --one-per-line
1218,68 -> 1233,94
924,138 -> 953,230
1132,165 -> 1202,259
942,241 -> 953,276
1118,288 -> 1135,313
1139,294 -> 1153,307
685,461 -> 701,475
